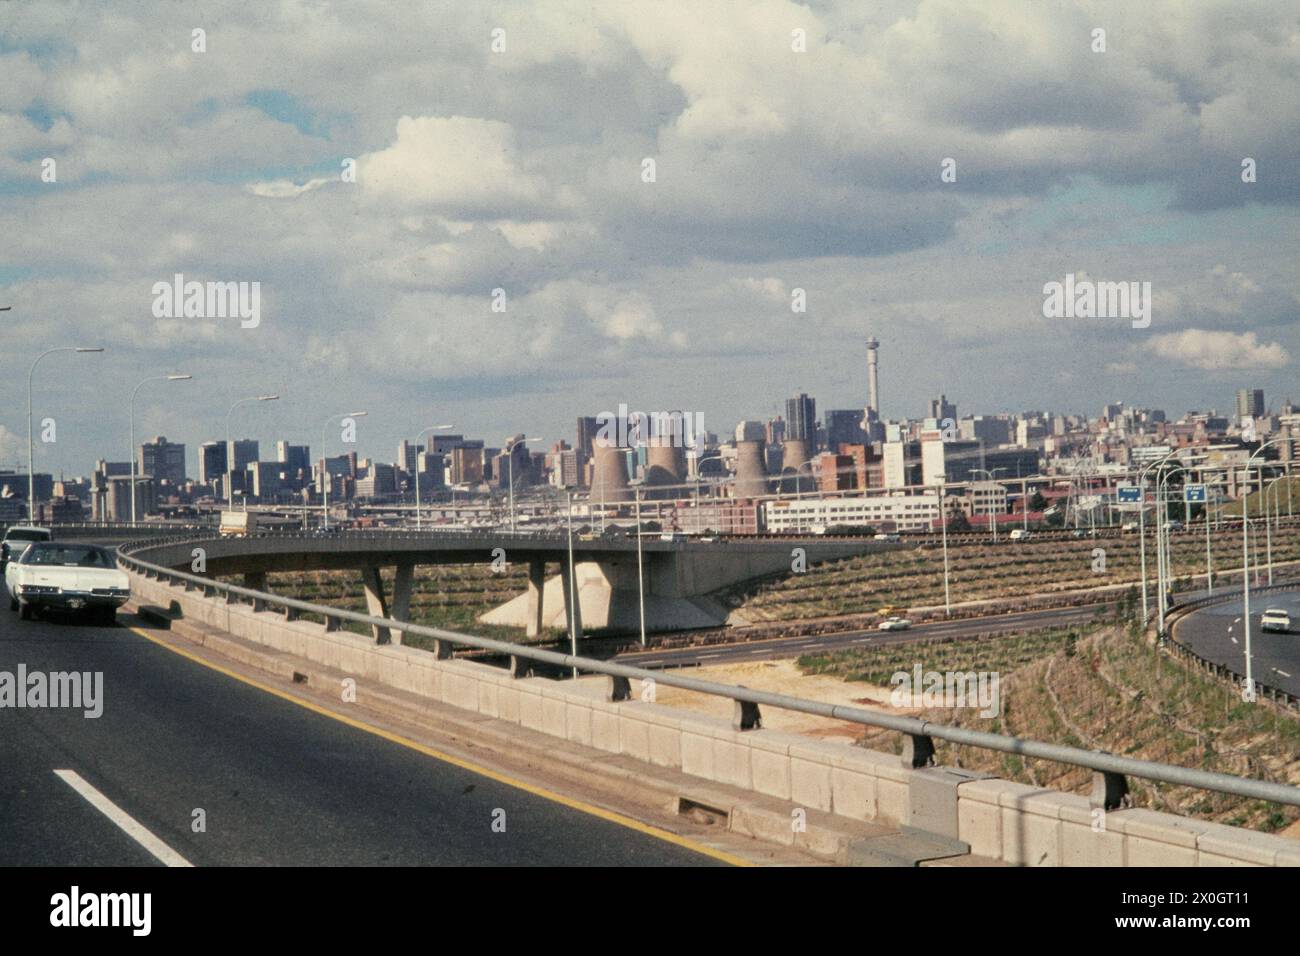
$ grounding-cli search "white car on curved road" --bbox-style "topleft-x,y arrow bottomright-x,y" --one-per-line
5,541 -> 130,625
1261,608 -> 1291,634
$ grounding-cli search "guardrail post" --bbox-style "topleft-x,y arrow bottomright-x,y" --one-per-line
324,615 -> 341,632
431,638 -> 452,660
902,733 -> 936,768
1090,769 -> 1130,811
510,654 -> 532,679
608,675 -> 631,702
284,606 -> 299,622
733,696 -> 762,731
252,596 -> 266,613
224,591 -> 238,605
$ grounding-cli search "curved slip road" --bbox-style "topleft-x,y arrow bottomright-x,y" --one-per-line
0,610 -> 727,867
1172,591 -> 1300,699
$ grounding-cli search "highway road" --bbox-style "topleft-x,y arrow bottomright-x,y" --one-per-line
612,602 -> 1111,668
0,610 -> 727,866
1172,590 -> 1300,698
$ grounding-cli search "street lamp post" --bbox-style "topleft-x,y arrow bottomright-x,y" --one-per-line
635,485 -> 647,647
225,395 -> 279,509
320,411 -> 367,530
129,373 -> 192,524
566,490 -> 578,677
938,483 -> 951,616
413,424 -> 453,530
28,347 -> 104,522
690,452 -> 722,535
1239,437 -> 1289,700
1136,453 -> 1176,627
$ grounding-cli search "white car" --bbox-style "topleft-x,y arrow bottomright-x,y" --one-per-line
878,616 -> 912,632
1260,608 -> 1291,634
5,542 -> 130,625
1,525 -> 51,571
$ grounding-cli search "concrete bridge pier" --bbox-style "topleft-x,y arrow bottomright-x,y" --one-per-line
360,564 -> 415,645
559,560 -> 583,643
361,567 -> 390,644
525,559 -> 546,638
243,571 -> 267,591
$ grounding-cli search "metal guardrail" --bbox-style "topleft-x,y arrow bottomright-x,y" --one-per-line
115,536 -> 1300,810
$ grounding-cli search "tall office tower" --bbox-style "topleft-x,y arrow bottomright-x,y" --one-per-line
139,436 -> 186,486
229,439 -> 259,472
275,441 -> 311,491
866,337 -> 880,416
576,417 -> 600,461
397,440 -> 420,474
825,409 -> 869,450
198,441 -> 227,486
928,395 -> 956,423
765,417 -> 785,446
1236,388 -> 1265,421
785,393 -> 817,445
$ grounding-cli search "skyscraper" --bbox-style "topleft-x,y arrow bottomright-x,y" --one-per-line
1236,388 -> 1265,421
139,436 -> 186,486
785,393 -> 816,444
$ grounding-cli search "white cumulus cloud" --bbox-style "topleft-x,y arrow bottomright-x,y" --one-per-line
1146,329 -> 1289,371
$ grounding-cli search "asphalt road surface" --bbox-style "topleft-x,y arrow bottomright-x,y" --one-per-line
612,603 -> 1111,668
1172,590 -> 1300,698
0,609 -> 724,866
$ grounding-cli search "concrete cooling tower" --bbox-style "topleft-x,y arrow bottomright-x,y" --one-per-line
643,440 -> 686,500
590,443 -> 632,502
780,438 -> 813,494
734,440 -> 770,498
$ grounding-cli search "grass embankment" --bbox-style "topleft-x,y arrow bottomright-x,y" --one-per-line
738,523 -> 1300,622
798,617 -> 1300,833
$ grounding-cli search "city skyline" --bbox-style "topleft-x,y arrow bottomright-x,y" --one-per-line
2,2 -> 1298,474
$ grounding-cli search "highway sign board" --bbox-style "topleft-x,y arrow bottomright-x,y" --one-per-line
1117,486 -> 1142,503
1184,484 -> 1207,503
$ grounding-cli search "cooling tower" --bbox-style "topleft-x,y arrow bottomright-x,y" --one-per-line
590,443 -> 632,502
734,440 -> 770,498
780,438 -> 814,494
641,440 -> 686,500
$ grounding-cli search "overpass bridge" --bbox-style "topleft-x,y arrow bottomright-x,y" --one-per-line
113,529 -> 893,639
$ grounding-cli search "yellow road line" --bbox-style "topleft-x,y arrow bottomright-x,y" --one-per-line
127,625 -> 749,867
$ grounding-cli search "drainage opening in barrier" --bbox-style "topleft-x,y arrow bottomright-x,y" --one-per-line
676,796 -> 729,827
292,672 -> 309,684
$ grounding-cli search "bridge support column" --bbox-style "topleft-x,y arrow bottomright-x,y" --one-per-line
360,566 -> 392,645
525,559 -> 546,638
388,562 -> 414,646
560,560 -> 583,644
243,571 -> 267,591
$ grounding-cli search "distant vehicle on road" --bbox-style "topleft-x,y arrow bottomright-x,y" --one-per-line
219,511 -> 259,536
1261,608 -> 1291,633
877,616 -> 912,632
1168,519 -> 1184,531
5,542 -> 129,624
1009,528 -> 1032,541
1121,522 -> 1139,532
874,532 -> 901,542
1,525 -> 51,571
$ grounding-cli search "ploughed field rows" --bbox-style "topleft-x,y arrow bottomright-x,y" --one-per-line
830,623 -> 1299,833
738,526 -> 1300,622
241,565 -> 560,645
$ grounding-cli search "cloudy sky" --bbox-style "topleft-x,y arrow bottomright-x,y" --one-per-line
1,0 -> 1298,477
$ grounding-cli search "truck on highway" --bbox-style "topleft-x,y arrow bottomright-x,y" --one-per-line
219,511 -> 259,537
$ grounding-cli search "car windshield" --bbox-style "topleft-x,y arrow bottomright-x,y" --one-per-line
5,529 -> 49,542
21,544 -> 113,568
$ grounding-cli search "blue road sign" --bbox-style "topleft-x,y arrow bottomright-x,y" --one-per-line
1117,486 -> 1142,503
1184,484 -> 1207,503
